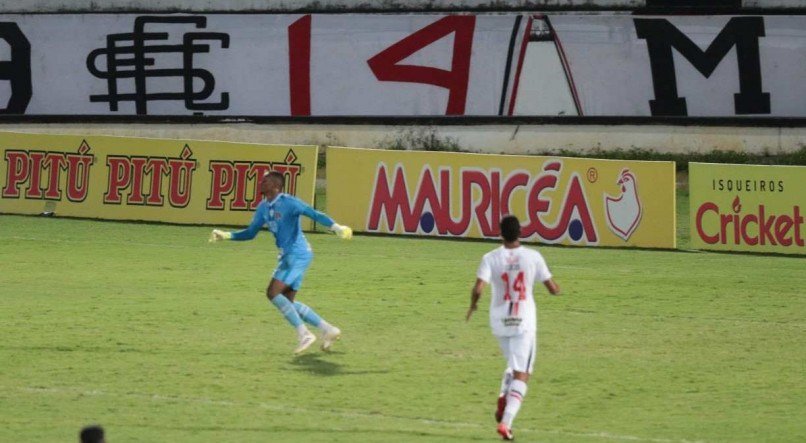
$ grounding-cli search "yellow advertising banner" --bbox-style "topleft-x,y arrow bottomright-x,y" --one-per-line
689,163 -> 805,255
0,132 -> 318,228
327,147 -> 676,248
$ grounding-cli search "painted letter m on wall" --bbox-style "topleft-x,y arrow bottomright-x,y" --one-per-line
634,17 -> 770,116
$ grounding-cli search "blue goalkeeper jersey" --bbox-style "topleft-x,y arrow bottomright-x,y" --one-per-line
231,193 -> 334,256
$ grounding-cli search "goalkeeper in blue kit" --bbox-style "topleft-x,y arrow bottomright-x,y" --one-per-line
209,171 -> 352,354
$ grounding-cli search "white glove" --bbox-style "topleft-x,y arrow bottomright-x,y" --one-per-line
330,223 -> 353,240
209,229 -> 233,243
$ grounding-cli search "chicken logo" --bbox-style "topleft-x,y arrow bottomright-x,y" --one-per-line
604,169 -> 643,241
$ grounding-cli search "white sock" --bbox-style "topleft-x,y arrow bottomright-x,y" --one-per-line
296,325 -> 309,337
319,320 -> 335,333
499,368 -> 513,397
502,379 -> 528,427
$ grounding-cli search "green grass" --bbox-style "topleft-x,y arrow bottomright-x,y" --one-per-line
1,211 -> 804,442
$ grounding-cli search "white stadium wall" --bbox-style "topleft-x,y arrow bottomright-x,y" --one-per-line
0,3 -> 802,155
0,13 -> 802,118
0,1 -> 654,13
1,1 -> 803,12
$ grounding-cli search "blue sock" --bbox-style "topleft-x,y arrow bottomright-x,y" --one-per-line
270,295 -> 303,328
293,301 -> 323,328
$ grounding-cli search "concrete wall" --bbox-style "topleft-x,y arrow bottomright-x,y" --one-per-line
744,0 -> 806,7
3,123 -> 801,155
1,0 -> 803,12
0,1 -> 646,13
2,1 -> 802,155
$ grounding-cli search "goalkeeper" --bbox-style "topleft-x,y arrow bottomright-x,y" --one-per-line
209,171 -> 352,354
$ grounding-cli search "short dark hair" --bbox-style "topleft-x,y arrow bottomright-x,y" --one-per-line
500,215 -> 521,242
265,171 -> 285,188
80,425 -> 105,443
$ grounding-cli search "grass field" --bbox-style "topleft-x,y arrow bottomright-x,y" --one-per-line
1,196 -> 804,442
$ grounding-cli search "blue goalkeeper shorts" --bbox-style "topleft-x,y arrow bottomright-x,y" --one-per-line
272,252 -> 313,291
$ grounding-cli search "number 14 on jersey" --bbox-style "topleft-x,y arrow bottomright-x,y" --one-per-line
501,271 -> 526,316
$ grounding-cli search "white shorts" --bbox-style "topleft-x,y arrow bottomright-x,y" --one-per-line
496,332 -> 537,374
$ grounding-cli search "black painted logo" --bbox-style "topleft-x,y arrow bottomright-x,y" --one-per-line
87,16 -> 230,115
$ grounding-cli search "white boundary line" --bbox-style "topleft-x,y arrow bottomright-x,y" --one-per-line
14,386 -> 704,443
5,235 -> 210,249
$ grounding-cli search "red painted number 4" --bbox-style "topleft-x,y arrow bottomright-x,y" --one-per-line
288,14 -> 476,116
501,271 -> 526,315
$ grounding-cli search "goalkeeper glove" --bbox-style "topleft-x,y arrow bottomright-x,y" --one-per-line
209,229 -> 232,243
330,223 -> 353,240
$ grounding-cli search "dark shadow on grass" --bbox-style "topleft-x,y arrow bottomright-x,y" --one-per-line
290,353 -> 390,377
291,353 -> 342,376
